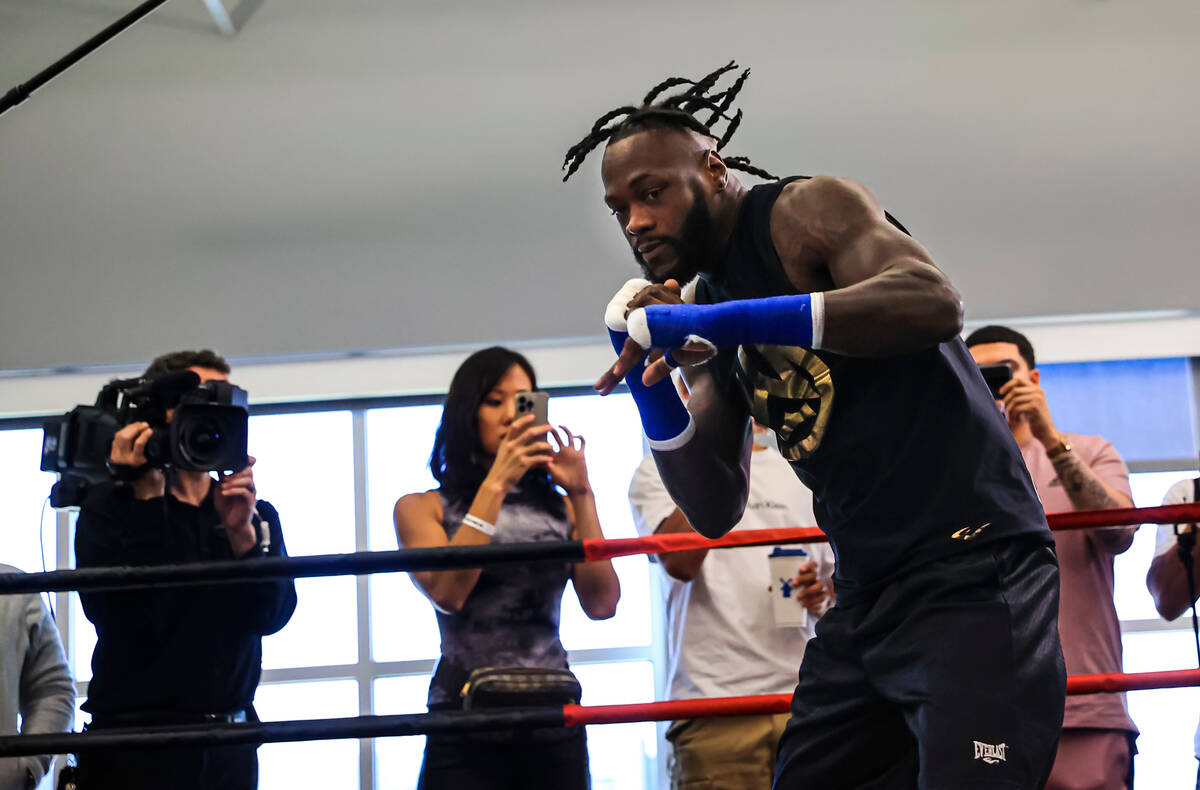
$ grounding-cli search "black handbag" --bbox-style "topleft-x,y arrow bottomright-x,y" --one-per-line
461,666 -> 582,710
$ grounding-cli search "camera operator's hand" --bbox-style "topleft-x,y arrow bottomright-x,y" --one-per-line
482,414 -> 554,493
110,421 -> 152,467
109,422 -> 165,500
215,456 -> 259,557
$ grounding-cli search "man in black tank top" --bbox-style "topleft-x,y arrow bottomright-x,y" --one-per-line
565,64 -> 1065,789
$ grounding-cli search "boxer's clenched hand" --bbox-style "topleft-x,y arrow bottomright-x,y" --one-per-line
641,341 -> 717,389
628,280 -> 685,312
596,279 -> 711,393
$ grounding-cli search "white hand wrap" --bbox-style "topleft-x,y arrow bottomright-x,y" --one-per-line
604,278 -> 652,333
602,278 -> 694,451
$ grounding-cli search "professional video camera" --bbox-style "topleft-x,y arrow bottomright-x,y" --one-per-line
40,370 -> 249,508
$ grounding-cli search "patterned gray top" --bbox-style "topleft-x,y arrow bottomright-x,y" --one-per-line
427,490 -> 573,706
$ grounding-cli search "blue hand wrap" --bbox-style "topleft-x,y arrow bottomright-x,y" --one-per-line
608,328 -> 694,451
628,293 -> 822,351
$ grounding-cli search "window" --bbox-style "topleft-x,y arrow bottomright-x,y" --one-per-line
365,405 -> 442,663
1122,631 -> 1200,788
372,674 -> 433,790
574,660 -> 659,790
549,393 -> 651,651
1039,357 -> 1197,462
250,412 -> 360,669
69,566 -> 97,683
365,404 -> 442,553
254,679 -> 360,790
0,428 -> 58,575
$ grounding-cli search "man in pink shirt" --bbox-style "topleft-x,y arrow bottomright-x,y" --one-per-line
968,326 -> 1137,790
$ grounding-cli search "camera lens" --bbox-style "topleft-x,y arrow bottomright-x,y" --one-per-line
190,421 -> 221,452
169,404 -> 248,472
178,417 -> 223,466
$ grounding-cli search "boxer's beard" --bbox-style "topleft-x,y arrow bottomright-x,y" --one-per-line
634,187 -> 722,284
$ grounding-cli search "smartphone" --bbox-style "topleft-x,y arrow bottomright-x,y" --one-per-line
514,390 -> 549,425
979,364 -> 1012,400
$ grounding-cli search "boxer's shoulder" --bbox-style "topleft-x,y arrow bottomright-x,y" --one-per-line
772,176 -> 880,238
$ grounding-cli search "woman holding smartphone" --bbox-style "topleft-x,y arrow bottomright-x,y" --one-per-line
394,346 -> 621,790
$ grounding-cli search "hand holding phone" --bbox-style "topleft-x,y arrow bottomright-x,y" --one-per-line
485,394 -> 553,491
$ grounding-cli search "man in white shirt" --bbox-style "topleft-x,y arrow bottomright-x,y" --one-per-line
629,421 -> 835,790
1146,473 -> 1200,765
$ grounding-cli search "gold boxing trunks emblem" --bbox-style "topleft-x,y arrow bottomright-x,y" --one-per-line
737,344 -> 834,462
951,523 -> 991,541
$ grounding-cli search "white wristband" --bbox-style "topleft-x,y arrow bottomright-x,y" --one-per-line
810,291 -> 825,350
462,513 -> 496,536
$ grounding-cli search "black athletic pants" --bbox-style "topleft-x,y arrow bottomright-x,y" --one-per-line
774,536 -> 1066,790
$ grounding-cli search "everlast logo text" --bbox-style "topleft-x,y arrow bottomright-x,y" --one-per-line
973,741 -> 1007,764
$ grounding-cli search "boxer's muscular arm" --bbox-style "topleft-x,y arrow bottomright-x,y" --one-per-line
653,359 -> 752,539
771,177 -> 964,356
654,508 -> 712,582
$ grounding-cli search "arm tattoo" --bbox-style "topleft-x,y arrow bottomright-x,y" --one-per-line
1051,451 -> 1122,511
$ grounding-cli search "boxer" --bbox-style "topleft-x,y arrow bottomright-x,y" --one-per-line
565,62 -> 1066,790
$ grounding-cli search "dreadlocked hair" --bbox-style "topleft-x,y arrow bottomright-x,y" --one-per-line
561,60 -> 778,183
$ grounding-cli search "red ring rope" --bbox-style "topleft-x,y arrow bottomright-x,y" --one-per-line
562,669 -> 1200,727
0,669 -> 1194,758
583,503 -> 1200,562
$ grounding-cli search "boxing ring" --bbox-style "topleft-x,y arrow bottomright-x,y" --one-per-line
1,502 -> 1197,759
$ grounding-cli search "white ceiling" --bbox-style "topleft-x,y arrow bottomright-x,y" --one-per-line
1,0 -> 1198,372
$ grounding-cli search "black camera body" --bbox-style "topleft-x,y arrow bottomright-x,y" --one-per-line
41,371 -> 249,508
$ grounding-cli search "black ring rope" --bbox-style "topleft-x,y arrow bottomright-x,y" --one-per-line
4,503 -> 1199,596
0,541 -> 586,596
0,708 -> 564,759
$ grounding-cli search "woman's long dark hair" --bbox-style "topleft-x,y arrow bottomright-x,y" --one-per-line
430,346 -> 564,515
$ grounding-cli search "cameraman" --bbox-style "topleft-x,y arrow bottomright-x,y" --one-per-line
73,350 -> 297,790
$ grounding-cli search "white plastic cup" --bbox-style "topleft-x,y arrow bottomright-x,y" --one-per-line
768,547 -> 809,628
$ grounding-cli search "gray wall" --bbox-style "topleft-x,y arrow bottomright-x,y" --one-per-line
2,0 -> 1198,372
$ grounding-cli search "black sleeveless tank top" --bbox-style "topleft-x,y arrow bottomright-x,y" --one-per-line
696,177 -> 1051,603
